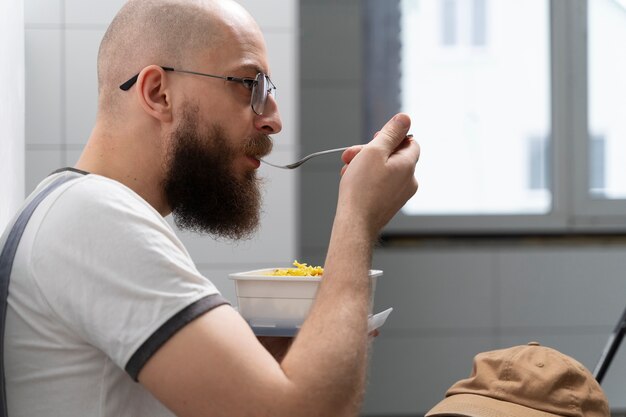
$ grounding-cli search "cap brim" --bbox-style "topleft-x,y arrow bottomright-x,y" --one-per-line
425,393 -> 562,417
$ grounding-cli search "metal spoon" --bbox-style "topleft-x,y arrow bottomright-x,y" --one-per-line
261,146 -> 351,169
261,134 -> 413,169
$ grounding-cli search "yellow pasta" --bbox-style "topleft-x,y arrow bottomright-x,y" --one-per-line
267,260 -> 324,277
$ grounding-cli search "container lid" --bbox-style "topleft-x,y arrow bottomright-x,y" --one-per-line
245,307 -> 393,337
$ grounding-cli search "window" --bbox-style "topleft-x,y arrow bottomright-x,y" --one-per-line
363,0 -> 626,234
441,0 -> 457,46
589,135 -> 606,196
588,0 -> 626,200
400,0 -> 550,216
528,135 -> 550,191
440,0 -> 487,47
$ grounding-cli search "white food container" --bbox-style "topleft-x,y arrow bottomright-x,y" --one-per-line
229,268 -> 383,336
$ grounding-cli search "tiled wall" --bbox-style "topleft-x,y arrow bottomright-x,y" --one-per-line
299,0 -> 364,261
363,245 -> 626,415
24,0 -> 298,304
298,1 -> 626,415
0,0 -> 25,232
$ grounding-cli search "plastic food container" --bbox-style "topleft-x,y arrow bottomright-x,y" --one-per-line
229,268 -> 384,336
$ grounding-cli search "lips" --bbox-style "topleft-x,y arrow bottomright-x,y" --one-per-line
247,156 -> 261,169
244,134 -> 273,161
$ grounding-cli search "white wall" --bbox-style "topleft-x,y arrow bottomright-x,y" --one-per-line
24,0 -> 298,303
0,0 -> 25,232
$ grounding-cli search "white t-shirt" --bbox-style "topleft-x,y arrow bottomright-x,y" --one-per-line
4,169 -> 228,416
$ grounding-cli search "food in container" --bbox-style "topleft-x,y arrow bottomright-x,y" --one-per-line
266,260 -> 323,276
229,266 -> 386,336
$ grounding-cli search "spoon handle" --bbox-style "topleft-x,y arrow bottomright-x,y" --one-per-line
262,134 -> 413,169
294,147 -> 351,166
262,146 -> 352,169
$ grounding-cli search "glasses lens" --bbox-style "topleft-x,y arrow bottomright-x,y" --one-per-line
251,73 -> 267,115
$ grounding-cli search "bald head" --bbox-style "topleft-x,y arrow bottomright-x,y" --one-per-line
97,0 -> 257,114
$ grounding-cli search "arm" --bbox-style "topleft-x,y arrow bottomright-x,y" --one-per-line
139,114 -> 419,417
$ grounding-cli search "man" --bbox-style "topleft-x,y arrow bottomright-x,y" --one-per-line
3,0 -> 419,416
426,342 -> 610,417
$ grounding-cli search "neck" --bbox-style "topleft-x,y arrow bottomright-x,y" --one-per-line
75,121 -> 172,216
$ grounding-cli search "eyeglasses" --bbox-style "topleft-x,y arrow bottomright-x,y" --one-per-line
119,66 -> 277,115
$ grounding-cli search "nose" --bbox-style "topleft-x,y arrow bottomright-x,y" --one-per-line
254,95 -> 282,134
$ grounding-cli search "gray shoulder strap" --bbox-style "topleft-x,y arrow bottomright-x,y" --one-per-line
0,172 -> 84,417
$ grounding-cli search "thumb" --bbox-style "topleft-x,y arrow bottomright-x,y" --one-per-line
370,113 -> 411,152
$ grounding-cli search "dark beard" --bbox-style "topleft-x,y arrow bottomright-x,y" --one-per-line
163,106 -> 273,240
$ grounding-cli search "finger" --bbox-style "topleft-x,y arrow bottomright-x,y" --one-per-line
369,113 -> 411,152
396,135 -> 418,154
396,135 -> 415,150
341,145 -> 363,164
394,135 -> 420,164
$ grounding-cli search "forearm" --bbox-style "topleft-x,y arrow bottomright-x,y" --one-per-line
279,212 -> 375,416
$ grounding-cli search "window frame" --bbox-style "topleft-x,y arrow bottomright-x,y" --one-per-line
365,0 -> 626,236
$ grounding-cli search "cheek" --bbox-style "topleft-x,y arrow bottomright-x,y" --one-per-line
205,86 -> 248,116
219,130 -> 249,155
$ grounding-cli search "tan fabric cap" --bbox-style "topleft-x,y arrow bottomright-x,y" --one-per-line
426,342 -> 610,417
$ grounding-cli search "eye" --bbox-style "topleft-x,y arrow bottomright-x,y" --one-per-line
241,78 -> 256,90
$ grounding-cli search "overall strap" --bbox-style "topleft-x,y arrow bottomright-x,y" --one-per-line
0,172 -> 85,417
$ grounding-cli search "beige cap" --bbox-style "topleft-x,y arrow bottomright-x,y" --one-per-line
425,342 -> 610,417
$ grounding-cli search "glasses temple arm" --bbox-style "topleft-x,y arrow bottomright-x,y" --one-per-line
119,66 -> 175,91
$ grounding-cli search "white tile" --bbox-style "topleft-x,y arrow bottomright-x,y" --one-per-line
173,148 -> 297,265
372,249 -> 497,329
65,0 -> 294,29
301,85 -> 362,155
294,248 -> 327,271
236,0 -> 296,30
264,32 -> 298,148
196,267 -> 239,307
303,0 -> 359,4
300,3 -> 362,82
362,335 -> 496,415
300,169 -> 342,251
64,29 -> 103,146
25,29 -> 63,145
64,0 -> 126,26
65,147 -> 84,168
25,0 -> 62,25
25,149 -> 63,194
498,247 -> 626,328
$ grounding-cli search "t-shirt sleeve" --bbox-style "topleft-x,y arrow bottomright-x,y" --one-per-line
30,177 -> 230,380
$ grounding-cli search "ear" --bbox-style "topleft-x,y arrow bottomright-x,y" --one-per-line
135,65 -> 173,123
